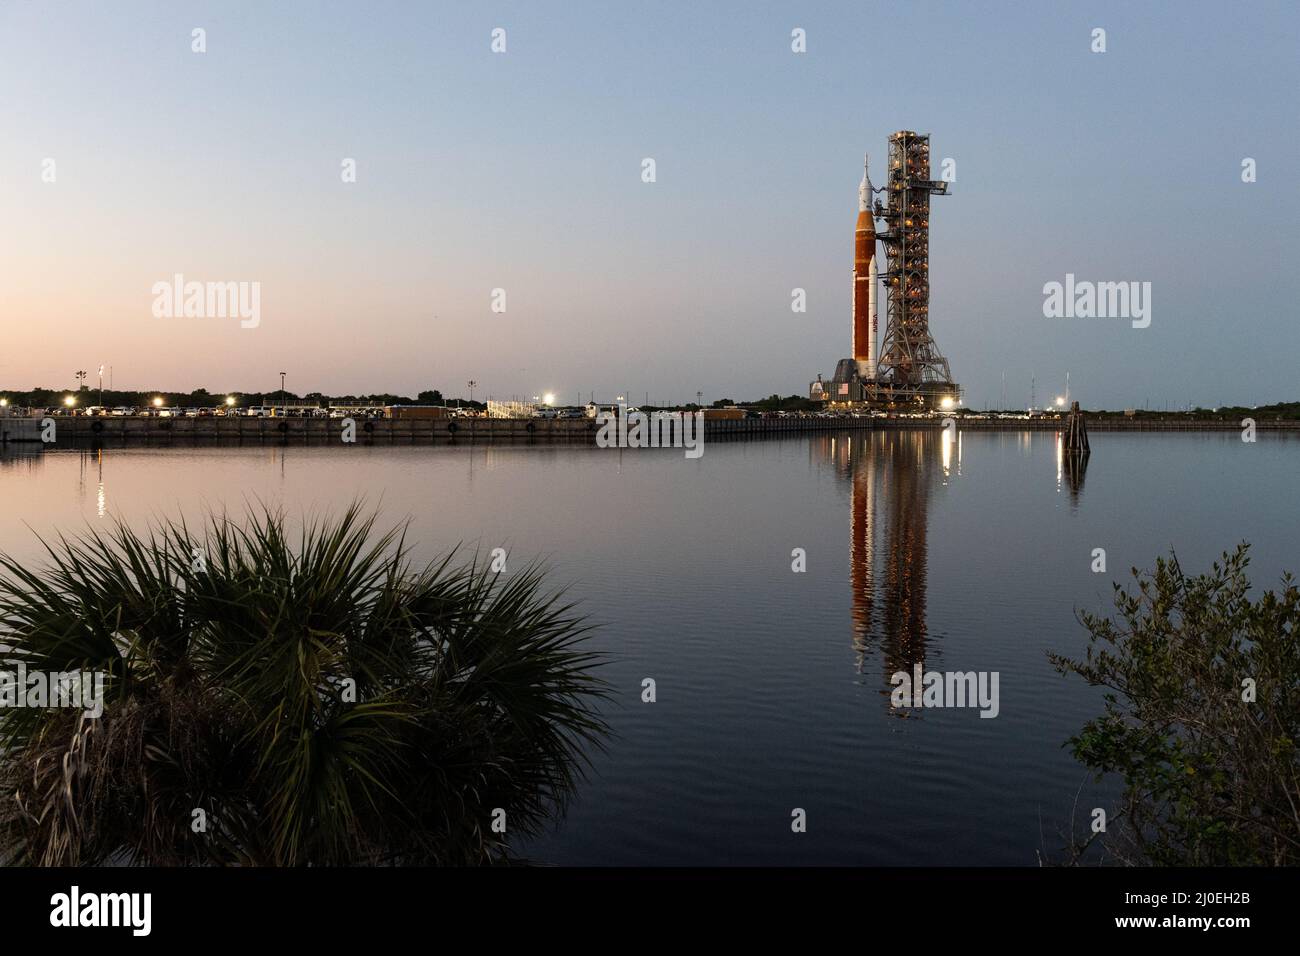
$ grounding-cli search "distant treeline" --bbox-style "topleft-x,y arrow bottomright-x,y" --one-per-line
4,385 -> 1297,419
1134,401 -> 1300,420
709,396 -> 1300,418
710,395 -> 1300,418
0,386 -> 485,410
1062,402 -> 1300,420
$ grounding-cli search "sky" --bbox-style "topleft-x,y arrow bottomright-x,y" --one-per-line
1,0 -> 1297,409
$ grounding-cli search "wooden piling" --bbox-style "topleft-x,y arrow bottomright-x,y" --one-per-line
1063,401 -> 1090,455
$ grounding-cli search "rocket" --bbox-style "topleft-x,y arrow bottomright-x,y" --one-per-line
853,155 -> 878,380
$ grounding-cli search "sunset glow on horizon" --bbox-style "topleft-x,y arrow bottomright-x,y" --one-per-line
2,1 -> 1296,408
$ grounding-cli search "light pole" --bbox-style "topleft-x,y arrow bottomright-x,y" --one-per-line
98,365 -> 104,407
467,380 -> 477,408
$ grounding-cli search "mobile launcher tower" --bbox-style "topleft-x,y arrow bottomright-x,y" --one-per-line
810,131 -> 960,410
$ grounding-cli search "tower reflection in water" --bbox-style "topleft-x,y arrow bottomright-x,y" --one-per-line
812,429 -> 956,711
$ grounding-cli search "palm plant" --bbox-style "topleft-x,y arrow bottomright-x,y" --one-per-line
0,504 -> 607,865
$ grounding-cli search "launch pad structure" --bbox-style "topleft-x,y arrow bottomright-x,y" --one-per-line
811,130 -> 960,411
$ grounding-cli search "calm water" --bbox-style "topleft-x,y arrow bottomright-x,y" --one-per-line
1,431 -> 1296,865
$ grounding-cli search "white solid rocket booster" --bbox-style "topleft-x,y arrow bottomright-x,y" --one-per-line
854,157 -> 878,380
867,255 -> 878,379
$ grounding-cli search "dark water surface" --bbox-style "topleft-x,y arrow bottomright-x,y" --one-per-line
1,431 -> 1295,864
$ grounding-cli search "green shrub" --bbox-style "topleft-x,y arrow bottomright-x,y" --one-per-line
1052,544 -> 1299,865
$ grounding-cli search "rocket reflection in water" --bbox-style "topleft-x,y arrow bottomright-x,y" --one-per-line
812,430 -> 956,707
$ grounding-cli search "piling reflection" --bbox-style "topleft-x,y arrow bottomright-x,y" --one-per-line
812,430 -> 951,708
1056,433 -> 1089,508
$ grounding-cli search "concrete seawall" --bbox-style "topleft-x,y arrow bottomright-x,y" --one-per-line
709,417 -> 1300,433
881,418 -> 1300,432
4,415 -> 597,444
2,414 -> 1296,446
0,418 -> 45,443
1,414 -> 868,446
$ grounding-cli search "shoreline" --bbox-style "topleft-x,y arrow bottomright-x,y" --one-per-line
2,414 -> 1297,446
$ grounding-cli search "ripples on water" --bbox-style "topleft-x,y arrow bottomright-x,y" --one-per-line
1,431 -> 1295,864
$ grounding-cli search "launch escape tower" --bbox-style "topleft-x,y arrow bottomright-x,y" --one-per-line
873,131 -> 954,403
811,130 -> 958,409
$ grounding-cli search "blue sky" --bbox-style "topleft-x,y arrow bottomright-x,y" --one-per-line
2,1 -> 1296,407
